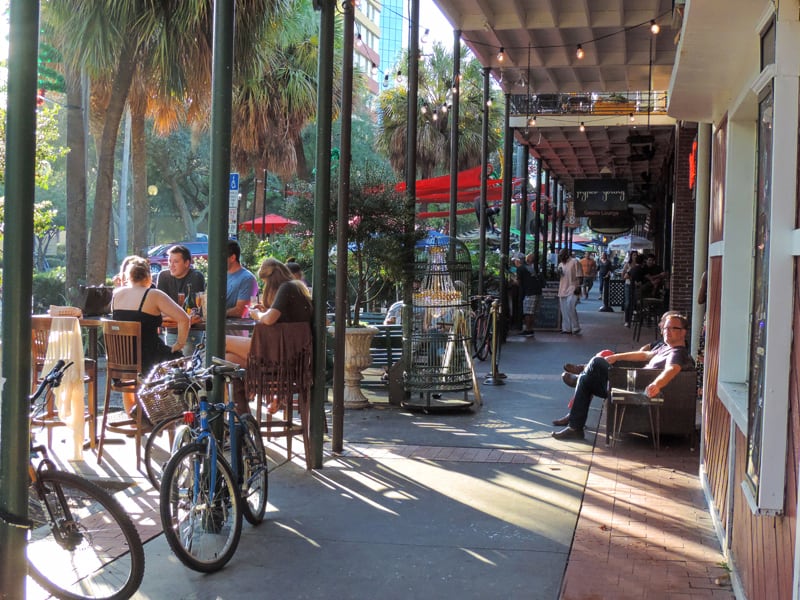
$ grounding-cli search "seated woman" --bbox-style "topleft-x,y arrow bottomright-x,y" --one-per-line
111,257 -> 190,415
226,258 -> 313,413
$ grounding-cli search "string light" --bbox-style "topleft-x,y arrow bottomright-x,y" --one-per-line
370,62 -> 378,75
486,99 -> 493,107
355,32 -> 363,47
421,104 -> 428,115
629,113 -> 635,122
383,74 -> 389,88
497,47 -> 505,62
396,70 -> 404,84
528,115 -> 536,127
421,28 -> 430,44
579,122 -> 585,132
650,20 -> 660,35
576,44 -> 585,60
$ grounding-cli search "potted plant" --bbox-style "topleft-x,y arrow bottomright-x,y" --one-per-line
289,168 -> 418,406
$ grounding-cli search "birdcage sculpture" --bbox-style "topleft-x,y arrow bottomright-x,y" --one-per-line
404,235 -> 475,408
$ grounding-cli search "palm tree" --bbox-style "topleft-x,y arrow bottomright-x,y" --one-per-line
43,0 -> 287,283
377,42 -> 502,181
231,0 -> 344,195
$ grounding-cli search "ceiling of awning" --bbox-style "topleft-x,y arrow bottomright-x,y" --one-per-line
430,0 -> 679,192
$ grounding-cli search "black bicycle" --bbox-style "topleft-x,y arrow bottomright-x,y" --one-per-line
16,360 -> 145,600
470,295 -> 500,361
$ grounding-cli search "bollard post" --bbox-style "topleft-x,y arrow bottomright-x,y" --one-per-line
483,299 -> 506,385
598,275 -> 614,312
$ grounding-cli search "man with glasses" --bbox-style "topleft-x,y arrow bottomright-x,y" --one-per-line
551,313 -> 694,440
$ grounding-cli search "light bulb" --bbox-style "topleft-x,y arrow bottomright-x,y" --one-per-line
629,113 -> 635,123
371,62 -> 378,75
576,44 -> 585,60
421,104 -> 428,115
650,20 -> 660,35
528,115 -> 536,127
497,47 -> 505,62
486,99 -> 493,107
383,74 -> 389,88
579,122 -> 585,132
421,28 -> 430,44
432,113 -> 438,121
356,33 -> 363,47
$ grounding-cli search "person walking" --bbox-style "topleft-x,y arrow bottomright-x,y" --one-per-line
579,252 -> 597,299
557,248 -> 582,334
596,252 -> 612,300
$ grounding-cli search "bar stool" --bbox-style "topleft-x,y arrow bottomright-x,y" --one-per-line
96,320 -> 145,469
246,322 -> 313,469
31,315 -> 97,455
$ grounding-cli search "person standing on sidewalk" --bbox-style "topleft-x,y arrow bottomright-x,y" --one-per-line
557,248 -> 582,334
596,252 -> 612,300
513,254 -> 542,336
579,252 -> 597,299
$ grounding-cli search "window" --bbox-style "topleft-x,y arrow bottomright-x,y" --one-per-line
745,84 -> 772,492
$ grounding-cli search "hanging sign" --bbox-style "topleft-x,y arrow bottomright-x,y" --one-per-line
573,178 -> 627,217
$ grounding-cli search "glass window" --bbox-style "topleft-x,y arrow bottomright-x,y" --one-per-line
745,84 -> 773,491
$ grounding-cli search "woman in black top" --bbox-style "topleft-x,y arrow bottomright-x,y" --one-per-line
111,257 -> 190,414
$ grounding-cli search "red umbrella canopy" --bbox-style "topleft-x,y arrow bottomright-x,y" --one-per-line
239,214 -> 298,235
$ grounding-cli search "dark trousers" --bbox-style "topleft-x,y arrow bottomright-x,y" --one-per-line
568,357 -> 611,430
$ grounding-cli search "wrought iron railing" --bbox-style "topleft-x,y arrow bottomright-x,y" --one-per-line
509,91 -> 668,118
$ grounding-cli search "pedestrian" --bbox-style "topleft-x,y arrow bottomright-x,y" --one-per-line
557,248 -> 582,334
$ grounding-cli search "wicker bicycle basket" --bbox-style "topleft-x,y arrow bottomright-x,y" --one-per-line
138,357 -> 193,424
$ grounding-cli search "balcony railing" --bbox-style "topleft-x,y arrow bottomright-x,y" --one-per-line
509,91 -> 668,118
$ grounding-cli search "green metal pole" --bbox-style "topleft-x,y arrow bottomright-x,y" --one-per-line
448,29 -> 460,261
478,67 -> 489,295
401,0 -> 420,403
499,93 -> 513,341
310,0 -> 335,467
332,0 -> 355,449
206,0 -> 235,378
0,2 -> 40,596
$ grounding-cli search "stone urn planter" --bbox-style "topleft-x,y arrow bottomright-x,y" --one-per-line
338,325 -> 378,409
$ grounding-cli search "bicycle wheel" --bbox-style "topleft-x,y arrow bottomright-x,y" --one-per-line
472,312 -> 490,361
144,414 -> 194,491
238,414 -> 268,525
27,470 -> 145,600
159,442 -> 242,573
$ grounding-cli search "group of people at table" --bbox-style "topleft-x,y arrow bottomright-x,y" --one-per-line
110,240 -> 311,418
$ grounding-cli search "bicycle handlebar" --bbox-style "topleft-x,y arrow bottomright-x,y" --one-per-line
30,360 -> 73,404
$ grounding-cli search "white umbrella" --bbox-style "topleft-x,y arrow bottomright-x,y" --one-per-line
606,234 -> 653,252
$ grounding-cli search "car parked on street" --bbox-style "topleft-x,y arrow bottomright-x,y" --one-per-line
147,241 -> 209,274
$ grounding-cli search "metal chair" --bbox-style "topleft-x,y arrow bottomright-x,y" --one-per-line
96,320 -> 145,469
30,315 -> 97,450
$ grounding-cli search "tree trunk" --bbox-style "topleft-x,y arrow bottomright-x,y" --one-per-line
167,174 -> 197,240
64,64 -> 87,295
130,102 -> 148,255
87,41 -> 137,284
293,135 -> 310,181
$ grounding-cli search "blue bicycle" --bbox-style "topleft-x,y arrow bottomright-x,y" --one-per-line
158,357 -> 268,572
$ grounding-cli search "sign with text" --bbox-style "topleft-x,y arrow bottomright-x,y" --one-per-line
228,173 -> 239,237
573,179 -> 627,217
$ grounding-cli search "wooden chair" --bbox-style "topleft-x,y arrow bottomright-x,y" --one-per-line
96,320 -> 145,469
246,322 -> 313,469
30,315 -> 97,450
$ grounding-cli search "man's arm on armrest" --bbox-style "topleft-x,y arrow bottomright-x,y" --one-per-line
645,364 -> 681,398
607,350 -> 652,364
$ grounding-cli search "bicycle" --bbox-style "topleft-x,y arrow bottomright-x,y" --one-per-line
158,357 -> 268,573
469,295 -> 500,361
141,344 -> 207,492
10,360 -> 145,600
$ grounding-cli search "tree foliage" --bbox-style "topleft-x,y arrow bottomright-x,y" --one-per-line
376,42 -> 503,180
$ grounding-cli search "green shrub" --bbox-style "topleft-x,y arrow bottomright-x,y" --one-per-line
32,267 -> 67,313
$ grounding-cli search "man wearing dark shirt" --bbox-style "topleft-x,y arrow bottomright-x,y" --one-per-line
156,245 -> 206,307
552,313 -> 694,440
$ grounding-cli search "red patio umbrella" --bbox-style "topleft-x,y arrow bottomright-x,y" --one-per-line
238,214 -> 298,235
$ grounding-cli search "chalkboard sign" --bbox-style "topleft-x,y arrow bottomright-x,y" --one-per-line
535,281 -> 561,331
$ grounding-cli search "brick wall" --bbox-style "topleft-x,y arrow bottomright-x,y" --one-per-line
669,124 -> 698,319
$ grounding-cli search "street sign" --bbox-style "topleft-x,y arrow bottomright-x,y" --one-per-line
228,173 -> 239,236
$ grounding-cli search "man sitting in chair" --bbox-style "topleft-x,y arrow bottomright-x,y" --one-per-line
551,313 -> 694,440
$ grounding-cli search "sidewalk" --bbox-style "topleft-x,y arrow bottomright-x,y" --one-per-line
32,296 -> 733,599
